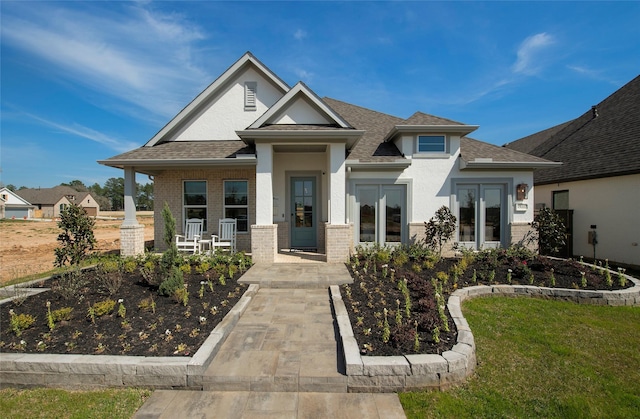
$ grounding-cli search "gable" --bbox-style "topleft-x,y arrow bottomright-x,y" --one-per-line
0,188 -> 32,206
146,52 -> 289,146
272,95 -> 335,125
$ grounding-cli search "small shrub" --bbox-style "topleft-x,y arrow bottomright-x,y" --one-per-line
53,267 -> 88,299
532,208 -> 567,256
9,310 -> 36,337
137,296 -> 156,313
51,307 -> 73,322
89,299 -> 116,317
54,203 -> 96,267
158,267 -> 184,297
423,206 -> 457,258
95,259 -> 123,295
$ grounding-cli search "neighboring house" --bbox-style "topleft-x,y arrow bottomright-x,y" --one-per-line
16,186 -> 100,218
505,75 -> 640,267
0,187 -> 35,219
100,52 -> 557,262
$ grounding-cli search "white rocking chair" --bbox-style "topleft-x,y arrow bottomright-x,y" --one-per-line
211,218 -> 237,253
176,218 -> 204,254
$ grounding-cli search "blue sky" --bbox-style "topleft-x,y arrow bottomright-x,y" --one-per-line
2,1 -> 639,188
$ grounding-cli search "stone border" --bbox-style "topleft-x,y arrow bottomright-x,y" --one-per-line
0,284 -> 260,389
332,268 -> 640,393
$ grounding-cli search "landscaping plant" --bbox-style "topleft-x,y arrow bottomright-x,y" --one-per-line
54,203 -> 97,267
423,205 -> 457,258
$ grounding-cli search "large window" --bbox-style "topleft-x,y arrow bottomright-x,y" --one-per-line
456,183 -> 505,249
553,190 -> 569,210
417,135 -> 446,153
355,184 -> 406,245
224,180 -> 248,232
184,181 -> 207,231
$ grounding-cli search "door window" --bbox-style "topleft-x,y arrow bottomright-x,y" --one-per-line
356,185 -> 406,245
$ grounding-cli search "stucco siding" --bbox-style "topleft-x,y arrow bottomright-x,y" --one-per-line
535,173 -> 640,266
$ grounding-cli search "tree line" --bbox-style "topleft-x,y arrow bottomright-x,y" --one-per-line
2,178 -> 153,211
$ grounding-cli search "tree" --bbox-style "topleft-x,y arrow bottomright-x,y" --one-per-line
532,208 -> 567,256
54,204 -> 97,267
5,184 -> 16,192
424,206 -> 457,258
137,182 -> 154,210
61,180 -> 88,192
103,177 -> 125,210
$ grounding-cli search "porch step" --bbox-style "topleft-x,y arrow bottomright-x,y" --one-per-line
238,263 -> 353,289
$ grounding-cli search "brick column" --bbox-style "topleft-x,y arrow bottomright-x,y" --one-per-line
325,223 -> 353,263
120,224 -> 145,256
251,224 -> 277,263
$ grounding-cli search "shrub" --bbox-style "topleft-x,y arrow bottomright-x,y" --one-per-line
90,299 -> 116,317
51,307 -> 73,322
158,268 -> 184,297
53,267 -> 88,299
9,310 -> 36,337
423,206 -> 457,258
95,259 -> 123,295
532,208 -> 567,256
54,203 -> 96,267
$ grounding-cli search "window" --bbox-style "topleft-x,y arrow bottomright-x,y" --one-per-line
455,183 -> 505,249
417,135 -> 446,153
184,181 -> 207,231
553,190 -> 569,210
355,184 -> 406,245
244,82 -> 257,111
224,180 -> 248,232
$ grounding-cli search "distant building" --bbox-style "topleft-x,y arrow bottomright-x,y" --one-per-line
505,75 -> 640,267
0,187 -> 35,219
15,185 -> 100,218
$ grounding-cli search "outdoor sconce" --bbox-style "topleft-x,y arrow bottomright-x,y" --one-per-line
516,183 -> 528,201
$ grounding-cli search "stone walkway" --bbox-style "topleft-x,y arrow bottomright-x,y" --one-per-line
133,262 -> 407,418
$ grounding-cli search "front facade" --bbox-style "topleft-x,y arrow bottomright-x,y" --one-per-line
0,187 -> 35,219
16,186 -> 100,218
505,75 -> 640,267
101,52 -> 556,262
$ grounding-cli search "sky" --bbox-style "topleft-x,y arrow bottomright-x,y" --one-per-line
1,1 -> 639,189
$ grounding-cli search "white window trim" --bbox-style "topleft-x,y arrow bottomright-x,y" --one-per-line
415,134 -> 449,157
223,179 -> 249,233
183,180 -> 208,233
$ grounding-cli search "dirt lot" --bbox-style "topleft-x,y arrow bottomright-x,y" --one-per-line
0,212 -> 154,285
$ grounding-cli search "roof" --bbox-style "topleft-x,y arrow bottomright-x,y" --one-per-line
503,120 -> 573,154
16,185 -> 96,206
504,74 -> 640,184
460,137 -> 559,169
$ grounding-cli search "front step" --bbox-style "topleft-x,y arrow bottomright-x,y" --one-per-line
201,374 -> 347,393
238,263 -> 353,288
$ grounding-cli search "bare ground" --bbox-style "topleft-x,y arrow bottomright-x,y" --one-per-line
0,212 -> 154,285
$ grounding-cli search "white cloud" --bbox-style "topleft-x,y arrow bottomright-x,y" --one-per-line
23,112 -> 139,153
1,3 -> 209,119
294,29 -> 307,40
512,32 -> 555,75
567,65 -> 620,85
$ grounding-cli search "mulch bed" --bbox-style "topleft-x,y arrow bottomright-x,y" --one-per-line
0,270 -> 248,357
343,253 -> 635,357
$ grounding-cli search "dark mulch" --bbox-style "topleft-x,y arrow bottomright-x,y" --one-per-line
343,252 -> 635,357
0,270 -> 248,357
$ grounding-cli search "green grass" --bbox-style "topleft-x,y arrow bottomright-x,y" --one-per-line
0,387 -> 151,419
400,297 -> 640,418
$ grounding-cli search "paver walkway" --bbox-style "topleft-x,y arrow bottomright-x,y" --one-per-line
134,262 -> 406,418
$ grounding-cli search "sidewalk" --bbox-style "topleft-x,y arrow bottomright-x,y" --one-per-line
133,263 -> 406,418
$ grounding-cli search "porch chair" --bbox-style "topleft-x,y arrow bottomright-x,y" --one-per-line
211,218 -> 237,253
176,218 -> 204,254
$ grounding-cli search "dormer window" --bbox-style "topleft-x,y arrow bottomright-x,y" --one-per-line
244,81 -> 257,111
417,135 -> 446,153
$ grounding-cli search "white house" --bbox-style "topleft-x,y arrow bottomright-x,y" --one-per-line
100,52 -> 557,262
505,75 -> 640,268
0,187 -> 35,219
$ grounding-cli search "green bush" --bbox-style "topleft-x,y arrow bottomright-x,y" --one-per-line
423,206 -> 457,258
532,208 -> 567,255
54,204 -> 96,267
158,267 -> 184,297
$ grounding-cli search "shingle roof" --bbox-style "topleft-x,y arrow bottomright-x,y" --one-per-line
461,137 -> 554,164
322,98 -> 405,162
402,111 -> 464,126
101,141 -> 255,165
504,74 -> 640,184
16,185 -> 94,206
503,120 -> 573,154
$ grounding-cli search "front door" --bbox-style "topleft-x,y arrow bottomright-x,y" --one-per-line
457,184 -> 505,249
291,177 -> 317,249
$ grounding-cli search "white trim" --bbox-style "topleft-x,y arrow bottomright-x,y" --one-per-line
385,124 -> 478,142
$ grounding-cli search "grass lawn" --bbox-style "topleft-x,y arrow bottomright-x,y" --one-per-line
0,387 -> 150,419
400,296 -> 640,418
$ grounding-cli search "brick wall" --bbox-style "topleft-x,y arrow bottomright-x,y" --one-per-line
120,224 -> 145,256
510,222 -> 536,251
154,168 -> 256,252
251,224 -> 277,263
325,223 -> 353,263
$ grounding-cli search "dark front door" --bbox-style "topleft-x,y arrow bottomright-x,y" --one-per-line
291,177 -> 317,249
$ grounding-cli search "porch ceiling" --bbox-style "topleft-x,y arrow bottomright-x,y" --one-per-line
273,144 -> 327,153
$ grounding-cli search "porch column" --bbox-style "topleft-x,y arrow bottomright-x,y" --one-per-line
120,166 -> 145,256
326,142 -> 352,262
251,143 -> 277,262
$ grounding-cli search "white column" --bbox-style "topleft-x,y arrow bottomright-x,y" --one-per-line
329,142 -> 346,224
123,166 -> 139,226
255,143 -> 273,225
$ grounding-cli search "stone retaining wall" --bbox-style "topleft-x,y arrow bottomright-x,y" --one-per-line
0,284 -> 260,389
332,268 -> 640,393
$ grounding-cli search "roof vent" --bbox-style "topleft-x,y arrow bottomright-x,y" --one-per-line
245,82 -> 257,111
592,105 -> 598,118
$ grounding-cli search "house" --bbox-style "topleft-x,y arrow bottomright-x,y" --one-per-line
100,52 -> 557,262
504,75 -> 640,267
0,187 -> 35,219
15,185 -> 100,218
